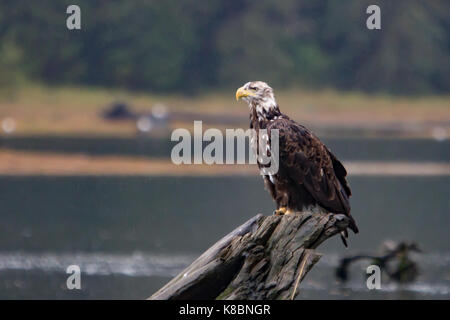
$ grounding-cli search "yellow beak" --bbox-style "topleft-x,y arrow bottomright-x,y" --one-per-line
236,86 -> 255,101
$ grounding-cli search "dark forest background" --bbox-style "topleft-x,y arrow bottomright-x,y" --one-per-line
0,0 -> 449,94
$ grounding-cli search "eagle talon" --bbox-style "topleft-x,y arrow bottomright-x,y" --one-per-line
274,207 -> 287,216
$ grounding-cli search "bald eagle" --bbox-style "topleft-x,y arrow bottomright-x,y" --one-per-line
236,81 -> 358,246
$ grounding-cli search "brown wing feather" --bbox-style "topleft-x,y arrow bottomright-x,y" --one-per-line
267,117 -> 358,233
327,147 -> 352,197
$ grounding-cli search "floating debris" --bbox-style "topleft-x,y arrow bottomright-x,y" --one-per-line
336,241 -> 422,284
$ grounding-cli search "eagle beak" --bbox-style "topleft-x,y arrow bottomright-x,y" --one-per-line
236,86 -> 254,101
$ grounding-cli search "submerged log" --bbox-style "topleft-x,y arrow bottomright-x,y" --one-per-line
149,212 -> 349,300
336,241 -> 421,283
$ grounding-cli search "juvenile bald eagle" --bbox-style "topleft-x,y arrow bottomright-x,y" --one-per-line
236,81 -> 358,246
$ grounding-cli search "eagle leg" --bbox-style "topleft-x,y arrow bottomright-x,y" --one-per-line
273,207 -> 287,216
273,207 -> 295,215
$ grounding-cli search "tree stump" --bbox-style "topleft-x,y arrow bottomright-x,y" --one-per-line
149,212 -> 349,300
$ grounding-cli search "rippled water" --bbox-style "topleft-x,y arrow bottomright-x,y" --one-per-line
0,252 -> 195,277
0,251 -> 448,299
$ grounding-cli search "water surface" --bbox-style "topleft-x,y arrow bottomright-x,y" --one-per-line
0,175 -> 448,299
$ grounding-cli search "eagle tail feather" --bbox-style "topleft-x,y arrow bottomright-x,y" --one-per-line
347,215 -> 359,234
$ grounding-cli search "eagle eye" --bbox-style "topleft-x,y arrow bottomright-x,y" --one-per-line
249,86 -> 257,91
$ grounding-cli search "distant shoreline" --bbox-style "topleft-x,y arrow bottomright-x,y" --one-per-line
0,85 -> 449,138
0,150 -> 448,176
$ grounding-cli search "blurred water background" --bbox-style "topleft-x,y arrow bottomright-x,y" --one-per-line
0,137 -> 448,299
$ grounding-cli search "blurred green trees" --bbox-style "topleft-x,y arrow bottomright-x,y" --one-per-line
0,0 -> 448,94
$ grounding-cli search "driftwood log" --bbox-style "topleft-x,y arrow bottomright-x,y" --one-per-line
149,212 -> 349,300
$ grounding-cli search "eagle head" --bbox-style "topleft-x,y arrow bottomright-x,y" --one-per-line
236,81 -> 278,114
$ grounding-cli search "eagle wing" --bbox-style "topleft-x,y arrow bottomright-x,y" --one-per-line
267,117 -> 358,233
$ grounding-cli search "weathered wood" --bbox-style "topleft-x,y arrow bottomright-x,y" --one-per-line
149,212 -> 349,300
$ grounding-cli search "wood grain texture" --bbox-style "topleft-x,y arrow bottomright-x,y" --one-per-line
149,212 -> 349,300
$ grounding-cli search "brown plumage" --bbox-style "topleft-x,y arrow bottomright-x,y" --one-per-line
236,81 -> 358,246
